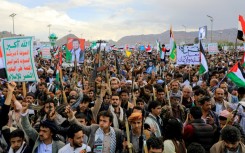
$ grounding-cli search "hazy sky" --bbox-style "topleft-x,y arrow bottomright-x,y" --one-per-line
1,0 -> 244,41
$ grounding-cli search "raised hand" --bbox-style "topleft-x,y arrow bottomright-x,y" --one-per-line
7,82 -> 16,92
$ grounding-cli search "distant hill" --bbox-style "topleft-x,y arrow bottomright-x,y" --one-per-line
116,28 -> 238,46
56,34 -> 78,46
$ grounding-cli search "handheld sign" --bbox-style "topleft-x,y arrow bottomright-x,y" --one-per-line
1,36 -> 38,82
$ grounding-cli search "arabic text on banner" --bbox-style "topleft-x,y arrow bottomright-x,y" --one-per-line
41,44 -> 52,59
208,43 -> 219,54
176,46 -> 200,65
1,36 -> 38,82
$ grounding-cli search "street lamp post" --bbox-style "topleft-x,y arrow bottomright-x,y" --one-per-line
47,24 -> 51,36
207,15 -> 214,43
9,13 -> 17,36
182,25 -> 187,44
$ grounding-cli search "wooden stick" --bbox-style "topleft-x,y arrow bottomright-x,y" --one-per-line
22,82 -> 26,98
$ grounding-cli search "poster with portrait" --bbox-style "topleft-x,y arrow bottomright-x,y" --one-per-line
67,38 -> 85,63
199,26 -> 207,40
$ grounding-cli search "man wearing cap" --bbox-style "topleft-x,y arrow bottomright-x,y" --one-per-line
122,112 -> 151,153
46,69 -> 55,84
161,93 -> 186,122
20,101 -> 65,153
218,110 -> 245,143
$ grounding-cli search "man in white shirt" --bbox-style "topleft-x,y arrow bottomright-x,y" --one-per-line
58,124 -> 91,153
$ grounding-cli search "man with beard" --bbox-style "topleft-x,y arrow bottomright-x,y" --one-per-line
122,112 -> 151,153
211,88 -> 229,115
169,80 -> 182,97
99,93 -> 111,112
220,82 -> 238,103
210,125 -> 245,153
181,85 -> 194,108
58,124 -> 91,153
109,93 -> 126,129
141,84 -> 153,104
70,39 -> 84,63
156,88 -> 166,106
161,93 -> 186,122
8,129 -> 32,153
21,101 -> 65,153
119,89 -> 134,115
110,77 -> 120,94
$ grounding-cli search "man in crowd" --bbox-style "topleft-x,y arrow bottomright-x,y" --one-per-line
58,124 -> 91,153
210,125 -> 245,153
8,129 -> 32,153
66,109 -> 123,153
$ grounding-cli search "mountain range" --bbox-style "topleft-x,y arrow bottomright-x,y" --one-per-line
0,28 -> 240,47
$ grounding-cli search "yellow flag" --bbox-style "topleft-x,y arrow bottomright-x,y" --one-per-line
126,49 -> 131,57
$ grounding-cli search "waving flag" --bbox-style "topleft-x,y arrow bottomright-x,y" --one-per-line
199,41 -> 208,75
145,45 -> 152,52
125,44 -> 131,57
238,15 -> 245,41
169,26 -> 177,62
227,62 -> 245,87
241,52 -> 245,67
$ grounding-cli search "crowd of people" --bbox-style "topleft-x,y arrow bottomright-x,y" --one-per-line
0,45 -> 245,153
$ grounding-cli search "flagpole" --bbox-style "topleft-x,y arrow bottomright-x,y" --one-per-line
211,73 -> 227,93
235,38 -> 238,62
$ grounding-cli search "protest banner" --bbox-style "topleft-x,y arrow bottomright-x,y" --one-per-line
41,44 -> 51,59
208,43 -> 219,54
1,36 -> 38,82
67,38 -> 85,63
177,45 -> 200,65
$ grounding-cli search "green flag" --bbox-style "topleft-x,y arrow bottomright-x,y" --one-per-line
65,46 -> 72,63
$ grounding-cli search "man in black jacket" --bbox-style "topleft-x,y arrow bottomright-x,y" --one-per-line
184,106 -> 216,151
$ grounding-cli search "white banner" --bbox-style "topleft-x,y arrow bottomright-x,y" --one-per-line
1,36 -> 38,82
41,44 -> 51,59
208,43 -> 219,54
177,45 -> 200,65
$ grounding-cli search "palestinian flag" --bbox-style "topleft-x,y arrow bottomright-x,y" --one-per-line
169,26 -> 177,62
241,52 -> 245,67
227,62 -> 245,87
199,41 -> 208,75
238,15 -> 245,41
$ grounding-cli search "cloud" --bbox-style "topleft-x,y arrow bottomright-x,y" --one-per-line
1,0 -> 245,42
